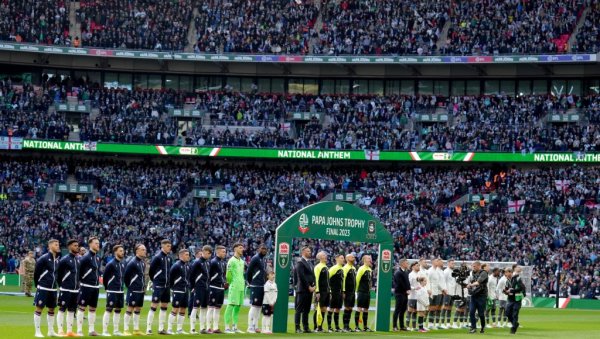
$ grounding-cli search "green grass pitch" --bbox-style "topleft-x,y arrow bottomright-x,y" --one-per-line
0,293 -> 599,339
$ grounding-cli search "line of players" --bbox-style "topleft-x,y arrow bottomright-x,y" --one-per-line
294,249 -> 374,333
400,258 -> 511,332
32,238 -> 276,337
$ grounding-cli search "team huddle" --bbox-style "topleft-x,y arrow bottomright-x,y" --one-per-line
32,239 -> 276,337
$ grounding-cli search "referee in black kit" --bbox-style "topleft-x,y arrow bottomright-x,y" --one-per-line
294,246 -> 315,333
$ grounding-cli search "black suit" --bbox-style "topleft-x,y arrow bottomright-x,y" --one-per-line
294,257 -> 315,331
393,268 -> 411,329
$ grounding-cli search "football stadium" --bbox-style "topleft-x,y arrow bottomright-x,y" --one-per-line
1,1 -> 600,339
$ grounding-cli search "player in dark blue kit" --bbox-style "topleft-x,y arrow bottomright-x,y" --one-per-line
167,249 -> 191,334
207,245 -> 227,334
33,239 -> 61,338
147,239 -> 173,335
101,245 -> 126,336
56,240 -> 80,337
246,244 -> 267,333
189,245 -> 212,334
124,244 -> 147,336
188,249 -> 202,319
77,236 -> 102,336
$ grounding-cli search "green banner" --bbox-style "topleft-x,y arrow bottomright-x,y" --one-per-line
0,42 -> 596,64
16,139 -> 600,163
532,297 -> 600,310
0,273 -> 20,287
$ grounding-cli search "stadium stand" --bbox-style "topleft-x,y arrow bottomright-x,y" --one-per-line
193,0 -> 320,54
4,78 -> 600,151
78,0 -> 194,50
0,0 -> 70,45
443,0 -> 583,55
0,0 -> 597,54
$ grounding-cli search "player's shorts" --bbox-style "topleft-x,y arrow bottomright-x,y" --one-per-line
499,300 -> 507,309
431,294 -> 443,306
152,287 -> 171,303
249,286 -> 264,307
315,292 -> 330,308
343,292 -> 355,309
172,291 -> 189,308
127,291 -> 145,307
262,304 -> 273,316
34,289 -> 57,309
78,286 -> 100,308
408,299 -> 417,310
329,291 -> 343,309
356,292 -> 370,309
106,292 -> 124,309
193,287 -> 209,308
488,298 -> 497,309
58,290 -> 79,311
443,295 -> 453,306
208,288 -> 225,308
227,288 -> 244,306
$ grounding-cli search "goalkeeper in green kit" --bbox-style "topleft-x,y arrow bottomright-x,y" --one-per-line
224,243 -> 245,333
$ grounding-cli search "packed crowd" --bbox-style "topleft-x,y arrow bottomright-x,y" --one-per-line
318,0 -> 449,55
77,0 -> 194,50
0,0 -> 70,45
2,0 -> 600,55
193,0 -> 320,54
574,0 -> 600,53
0,201 -> 188,271
194,91 -> 285,127
443,0 -> 583,55
1,157 -> 598,299
74,160 -> 195,205
0,159 -> 67,201
4,76 -> 600,152
416,94 -> 595,152
78,88 -> 180,143
0,81 -> 68,140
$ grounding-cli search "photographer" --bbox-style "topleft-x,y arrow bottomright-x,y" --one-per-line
466,261 -> 488,334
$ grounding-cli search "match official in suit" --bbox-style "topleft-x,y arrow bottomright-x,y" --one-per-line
294,246 -> 315,333
393,259 -> 411,331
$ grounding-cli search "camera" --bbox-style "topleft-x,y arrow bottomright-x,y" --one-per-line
452,263 -> 471,286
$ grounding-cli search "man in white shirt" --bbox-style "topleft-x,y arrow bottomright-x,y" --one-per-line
407,262 -> 421,331
417,259 -> 431,329
496,269 -> 508,328
427,259 -> 447,329
442,260 -> 458,328
486,267 -> 500,328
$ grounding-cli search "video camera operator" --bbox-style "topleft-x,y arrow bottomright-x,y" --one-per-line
450,262 -> 470,328
466,261 -> 488,334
